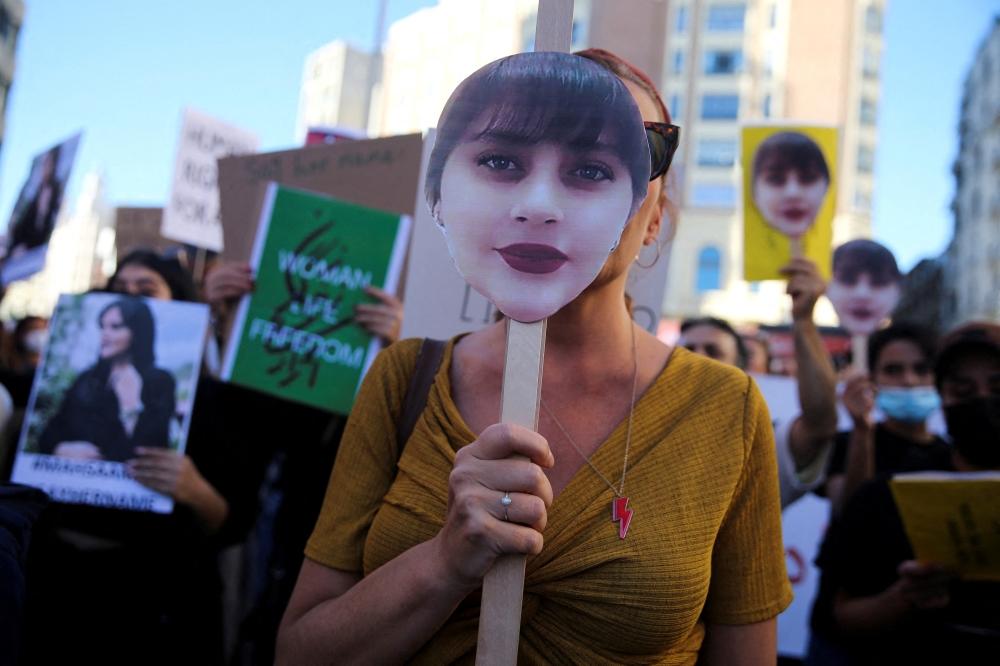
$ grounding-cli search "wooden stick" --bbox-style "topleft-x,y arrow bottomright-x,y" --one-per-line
476,4 -> 572,664
534,0 -> 575,52
789,237 -> 803,259
476,319 -> 546,666
852,334 -> 868,375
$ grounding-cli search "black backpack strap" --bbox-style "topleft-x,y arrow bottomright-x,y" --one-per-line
396,338 -> 447,459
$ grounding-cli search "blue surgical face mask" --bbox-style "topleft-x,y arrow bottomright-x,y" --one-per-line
875,386 -> 941,424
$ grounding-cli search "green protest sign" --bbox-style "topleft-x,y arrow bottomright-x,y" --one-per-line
221,183 -> 411,413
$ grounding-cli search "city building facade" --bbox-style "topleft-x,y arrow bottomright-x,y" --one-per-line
661,0 -> 886,324
295,40 -> 376,143
0,0 -> 24,152
944,18 -> 1000,325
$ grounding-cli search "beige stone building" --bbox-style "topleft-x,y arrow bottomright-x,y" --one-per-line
295,40 -> 376,142
662,0 -> 885,324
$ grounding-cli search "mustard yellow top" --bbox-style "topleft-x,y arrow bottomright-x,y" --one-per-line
306,338 -> 793,665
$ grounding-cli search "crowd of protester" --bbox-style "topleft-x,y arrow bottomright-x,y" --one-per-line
0,48 -> 997,666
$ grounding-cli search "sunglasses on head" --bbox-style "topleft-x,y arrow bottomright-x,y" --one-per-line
645,122 -> 680,181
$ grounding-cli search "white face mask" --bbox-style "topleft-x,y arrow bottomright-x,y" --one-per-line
22,329 -> 48,354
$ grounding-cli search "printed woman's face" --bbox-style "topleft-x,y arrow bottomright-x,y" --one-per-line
826,272 -> 901,336
752,168 -> 828,239
99,306 -> 133,359
437,125 -> 635,322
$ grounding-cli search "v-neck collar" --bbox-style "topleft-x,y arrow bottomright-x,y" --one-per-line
435,338 -> 690,536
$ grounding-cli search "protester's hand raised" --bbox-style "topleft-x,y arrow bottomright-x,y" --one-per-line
205,262 -> 253,317
842,373 -> 876,429
355,286 -> 403,345
432,423 -> 554,590
892,560 -> 955,611
780,258 -> 826,322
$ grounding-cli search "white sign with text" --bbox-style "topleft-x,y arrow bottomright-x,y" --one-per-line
161,108 -> 258,251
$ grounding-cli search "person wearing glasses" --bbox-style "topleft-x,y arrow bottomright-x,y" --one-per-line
278,50 -> 790,666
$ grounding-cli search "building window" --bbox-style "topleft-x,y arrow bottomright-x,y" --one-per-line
704,51 -> 743,75
670,94 -> 683,121
749,281 -> 761,293
763,49 -> 774,76
865,5 -> 881,33
673,50 -> 685,75
692,183 -> 737,207
676,6 -> 688,32
863,47 -> 879,78
763,94 -> 772,118
698,140 -> 737,167
0,7 -> 10,44
571,20 -> 584,46
701,94 -> 739,120
857,145 -> 874,172
696,247 -> 723,291
706,5 -> 746,31
860,98 -> 877,125
768,4 -> 777,28
972,189 -> 982,219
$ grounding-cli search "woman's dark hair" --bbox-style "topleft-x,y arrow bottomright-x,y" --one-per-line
110,250 -> 197,302
99,298 -> 156,372
425,52 -> 649,218
680,316 -> 749,370
574,48 -> 670,124
752,132 -> 830,185
867,322 -> 937,375
832,239 -> 901,287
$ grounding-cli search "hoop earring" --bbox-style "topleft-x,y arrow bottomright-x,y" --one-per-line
634,242 -> 661,269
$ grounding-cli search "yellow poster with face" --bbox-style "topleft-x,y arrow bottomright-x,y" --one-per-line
742,124 -> 838,281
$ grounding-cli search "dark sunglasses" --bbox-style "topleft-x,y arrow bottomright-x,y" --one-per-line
645,122 -> 680,181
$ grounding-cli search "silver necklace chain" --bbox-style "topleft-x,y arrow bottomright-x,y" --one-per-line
540,323 -> 638,498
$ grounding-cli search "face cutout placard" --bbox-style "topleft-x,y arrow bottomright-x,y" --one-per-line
827,239 -> 902,337
742,125 -> 838,281
425,52 -> 649,323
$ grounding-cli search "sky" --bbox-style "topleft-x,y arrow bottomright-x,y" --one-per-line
1,0 -> 998,272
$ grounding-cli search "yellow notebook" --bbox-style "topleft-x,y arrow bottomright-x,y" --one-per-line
890,472 -> 1000,581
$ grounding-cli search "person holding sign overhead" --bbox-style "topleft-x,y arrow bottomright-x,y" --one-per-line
279,50 -> 790,666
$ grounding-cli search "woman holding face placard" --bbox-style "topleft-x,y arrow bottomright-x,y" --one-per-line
278,52 -> 790,665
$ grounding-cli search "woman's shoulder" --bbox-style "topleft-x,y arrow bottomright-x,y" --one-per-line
666,347 -> 755,403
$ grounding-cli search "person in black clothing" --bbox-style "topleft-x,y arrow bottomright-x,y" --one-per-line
822,322 -> 947,518
806,323 -> 947,665
821,321 -> 1000,664
38,298 -> 175,462
19,254 -> 252,666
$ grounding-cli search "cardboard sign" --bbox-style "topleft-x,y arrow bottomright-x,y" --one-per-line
743,125 -> 838,281
216,133 -> 423,264
1,133 -> 82,285
221,184 -> 411,414
426,52 -> 649,323
10,293 -> 210,513
161,108 -> 258,251
114,207 -> 181,256
827,239 -> 902,337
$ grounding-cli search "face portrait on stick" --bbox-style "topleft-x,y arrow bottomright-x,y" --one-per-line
425,52 -> 650,323
751,132 -> 831,240
827,239 -> 902,336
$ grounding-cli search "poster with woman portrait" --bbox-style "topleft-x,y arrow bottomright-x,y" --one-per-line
10,293 -> 210,514
1,133 -> 82,285
742,124 -> 838,281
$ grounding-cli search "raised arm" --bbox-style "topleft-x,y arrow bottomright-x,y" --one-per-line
275,423 -> 554,666
781,258 -> 838,472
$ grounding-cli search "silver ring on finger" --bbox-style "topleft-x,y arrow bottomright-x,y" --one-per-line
501,491 -> 512,521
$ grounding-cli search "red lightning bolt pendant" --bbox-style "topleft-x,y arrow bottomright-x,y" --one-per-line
612,497 -> 633,539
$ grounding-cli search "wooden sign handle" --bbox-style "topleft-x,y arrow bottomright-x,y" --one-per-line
476,3 -> 572,664
477,319 -> 546,666
789,237 -> 803,259
851,333 -> 868,375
